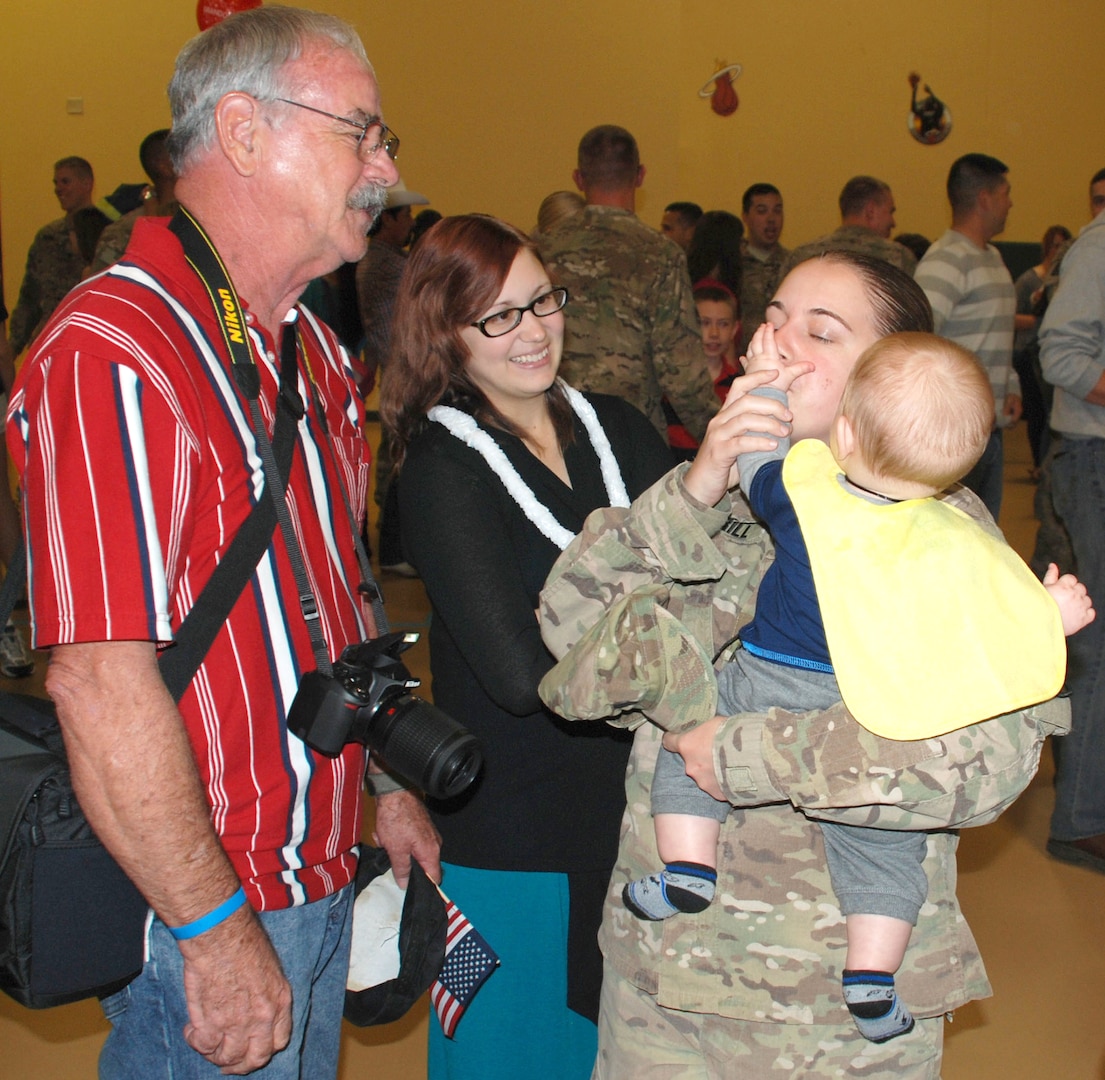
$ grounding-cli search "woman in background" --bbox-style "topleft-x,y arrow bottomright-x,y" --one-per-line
686,209 -> 743,299
1014,223 -> 1071,470
535,189 -> 585,236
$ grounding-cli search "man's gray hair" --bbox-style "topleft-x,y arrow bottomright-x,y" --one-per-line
167,4 -> 370,173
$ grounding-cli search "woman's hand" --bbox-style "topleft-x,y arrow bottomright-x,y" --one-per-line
662,717 -> 726,800
683,367 -> 796,507
684,324 -> 815,507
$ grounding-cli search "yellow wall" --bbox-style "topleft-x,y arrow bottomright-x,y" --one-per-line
3,0 -> 1104,318
0,0 -> 1101,1071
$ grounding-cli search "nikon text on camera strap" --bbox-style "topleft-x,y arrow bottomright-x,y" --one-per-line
169,208 -> 387,673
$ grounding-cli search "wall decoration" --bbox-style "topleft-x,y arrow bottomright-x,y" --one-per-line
699,62 -> 742,117
197,0 -> 263,31
908,72 -> 952,145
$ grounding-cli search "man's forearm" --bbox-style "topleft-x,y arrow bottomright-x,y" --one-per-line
47,639 -> 243,924
1085,369 -> 1105,407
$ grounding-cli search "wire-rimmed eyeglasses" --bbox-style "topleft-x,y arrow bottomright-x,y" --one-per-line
471,288 -> 570,338
275,98 -> 400,161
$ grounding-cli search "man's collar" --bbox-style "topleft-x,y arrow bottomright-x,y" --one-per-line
583,204 -> 634,221
371,236 -> 407,255
744,243 -> 778,262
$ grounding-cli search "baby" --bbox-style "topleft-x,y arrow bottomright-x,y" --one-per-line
627,327 -> 1094,1043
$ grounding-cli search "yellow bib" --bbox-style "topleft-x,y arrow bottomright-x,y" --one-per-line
781,439 -> 1065,740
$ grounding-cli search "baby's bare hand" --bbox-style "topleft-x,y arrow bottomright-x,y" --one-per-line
1043,563 -> 1096,637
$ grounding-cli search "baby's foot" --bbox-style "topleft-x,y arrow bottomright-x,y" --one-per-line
622,862 -> 717,920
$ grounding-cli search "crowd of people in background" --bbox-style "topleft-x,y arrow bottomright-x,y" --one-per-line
0,10 -> 1102,1078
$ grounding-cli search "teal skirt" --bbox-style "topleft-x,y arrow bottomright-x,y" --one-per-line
427,863 -> 598,1080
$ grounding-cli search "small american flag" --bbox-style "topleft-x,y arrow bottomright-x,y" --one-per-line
430,892 -> 500,1038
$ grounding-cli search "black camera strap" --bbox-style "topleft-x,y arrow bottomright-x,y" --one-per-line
301,378 -> 387,636
170,208 -> 386,677
171,208 -> 339,678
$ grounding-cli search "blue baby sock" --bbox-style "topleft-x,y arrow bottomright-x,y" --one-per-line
623,862 -> 717,920
842,969 -> 915,1043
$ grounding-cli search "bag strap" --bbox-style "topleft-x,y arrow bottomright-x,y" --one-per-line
159,339 -> 299,701
0,457 -> 292,709
0,751 -> 57,871
0,545 -> 26,641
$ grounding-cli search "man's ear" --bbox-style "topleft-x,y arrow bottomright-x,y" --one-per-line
635,164 -> 646,189
214,91 -> 265,177
571,169 -> 586,193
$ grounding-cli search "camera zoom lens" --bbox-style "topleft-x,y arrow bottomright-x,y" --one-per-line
368,695 -> 482,800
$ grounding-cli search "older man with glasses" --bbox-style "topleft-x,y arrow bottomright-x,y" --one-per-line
8,7 -> 439,1078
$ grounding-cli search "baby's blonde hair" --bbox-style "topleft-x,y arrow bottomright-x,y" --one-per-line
839,332 -> 994,492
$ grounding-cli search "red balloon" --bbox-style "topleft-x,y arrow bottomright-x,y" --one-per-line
197,0 -> 263,31
711,74 -> 738,117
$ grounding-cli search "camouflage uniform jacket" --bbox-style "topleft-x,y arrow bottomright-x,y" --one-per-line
538,205 -> 718,443
91,203 -> 182,277
783,224 -> 918,279
538,465 -> 1069,1024
90,207 -> 142,275
9,218 -> 84,355
738,240 -> 789,355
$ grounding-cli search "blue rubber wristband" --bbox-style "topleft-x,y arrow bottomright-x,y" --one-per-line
169,886 -> 248,941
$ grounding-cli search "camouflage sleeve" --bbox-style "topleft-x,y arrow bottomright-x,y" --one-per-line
649,253 -> 719,443
714,694 -> 1070,830
539,463 -> 753,729
8,239 -> 44,356
539,463 -> 733,660
89,217 -> 133,276
538,586 -> 719,731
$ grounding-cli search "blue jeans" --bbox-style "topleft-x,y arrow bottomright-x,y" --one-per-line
960,428 -> 1004,523
99,884 -> 354,1080
1049,436 -> 1105,840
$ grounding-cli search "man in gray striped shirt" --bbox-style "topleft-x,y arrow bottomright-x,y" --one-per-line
915,153 -> 1021,520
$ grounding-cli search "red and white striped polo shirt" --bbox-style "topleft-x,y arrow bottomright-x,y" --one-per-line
8,217 -> 371,910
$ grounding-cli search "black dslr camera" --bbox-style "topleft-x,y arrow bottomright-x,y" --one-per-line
287,632 -> 482,800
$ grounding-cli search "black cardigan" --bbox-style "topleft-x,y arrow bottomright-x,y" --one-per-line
399,393 -> 673,871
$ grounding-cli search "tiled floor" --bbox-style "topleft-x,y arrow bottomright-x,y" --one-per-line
0,423 -> 1101,1079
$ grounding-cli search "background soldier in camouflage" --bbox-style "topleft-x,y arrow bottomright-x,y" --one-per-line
738,183 -> 789,356
89,130 -> 179,276
538,125 -> 718,445
660,201 -> 702,253
783,175 -> 917,279
537,252 -> 1069,1078
9,156 -> 95,355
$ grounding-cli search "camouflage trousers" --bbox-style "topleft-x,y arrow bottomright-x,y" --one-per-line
593,965 -> 944,1079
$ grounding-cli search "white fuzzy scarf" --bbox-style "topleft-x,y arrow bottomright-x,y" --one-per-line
428,381 -> 629,550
